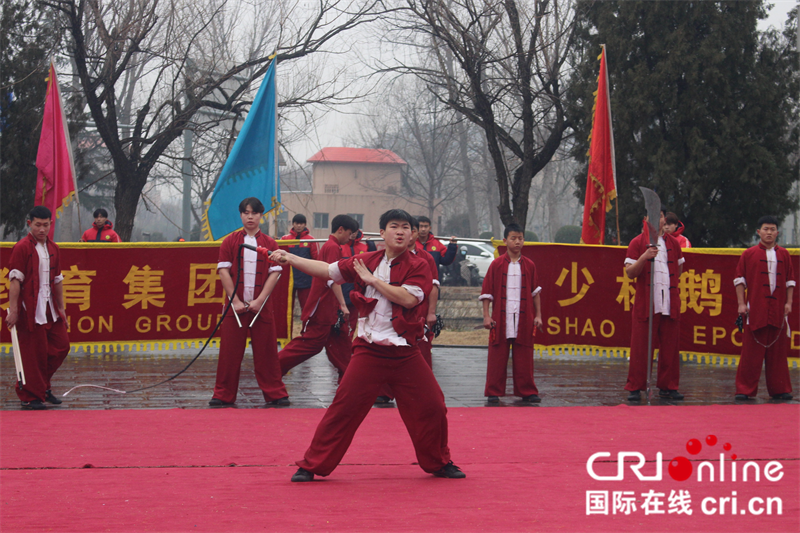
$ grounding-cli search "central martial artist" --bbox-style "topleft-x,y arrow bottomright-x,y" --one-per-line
269,209 -> 466,481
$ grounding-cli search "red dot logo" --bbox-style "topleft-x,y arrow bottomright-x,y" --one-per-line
706,435 -> 717,446
686,438 -> 702,455
723,443 -> 732,451
731,454 -> 737,460
669,456 -> 693,481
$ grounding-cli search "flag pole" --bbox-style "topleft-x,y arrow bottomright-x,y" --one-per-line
602,45 -> 620,246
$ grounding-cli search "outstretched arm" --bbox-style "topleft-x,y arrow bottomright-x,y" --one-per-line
270,249 -> 332,280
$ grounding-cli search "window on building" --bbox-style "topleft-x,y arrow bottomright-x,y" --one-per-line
347,213 -> 364,228
324,184 -> 339,194
314,212 -> 329,229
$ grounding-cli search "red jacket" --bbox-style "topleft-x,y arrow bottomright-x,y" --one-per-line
480,253 -> 539,347
411,247 -> 439,318
81,221 -> 122,243
736,243 -> 796,331
301,235 -> 342,325
218,230 -> 281,309
336,248 -> 432,346
416,235 -> 457,267
7,233 -> 62,331
625,232 -> 684,322
671,220 -> 692,249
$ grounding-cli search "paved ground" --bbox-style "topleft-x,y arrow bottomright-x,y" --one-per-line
2,345 -> 797,410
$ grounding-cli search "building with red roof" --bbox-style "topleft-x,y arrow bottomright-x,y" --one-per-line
278,147 -> 441,234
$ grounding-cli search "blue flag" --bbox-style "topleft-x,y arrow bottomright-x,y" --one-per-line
203,59 -> 281,240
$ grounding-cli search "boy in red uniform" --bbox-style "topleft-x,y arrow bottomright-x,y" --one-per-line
270,209 -> 465,481
480,223 -> 543,404
734,216 -> 795,401
278,215 -> 358,379
416,216 -> 458,272
6,206 -> 70,409
280,214 -> 318,311
80,208 -> 122,242
209,197 -> 288,407
623,209 -> 685,401
664,212 -> 691,249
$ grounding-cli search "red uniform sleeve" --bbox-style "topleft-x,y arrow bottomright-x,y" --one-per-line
625,234 -> 643,262
8,241 -> 29,275
423,252 -> 438,282
782,248 -> 795,285
218,234 -> 236,264
481,260 -> 497,296
405,258 -> 432,296
734,250 -> 748,281
307,235 -> 319,260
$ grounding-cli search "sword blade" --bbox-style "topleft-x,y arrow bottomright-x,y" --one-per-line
10,326 -> 26,385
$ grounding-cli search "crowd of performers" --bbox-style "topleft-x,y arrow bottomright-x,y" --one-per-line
4,200 -> 796,482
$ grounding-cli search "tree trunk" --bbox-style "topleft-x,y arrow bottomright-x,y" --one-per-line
113,169 -> 148,241
456,117 -> 478,238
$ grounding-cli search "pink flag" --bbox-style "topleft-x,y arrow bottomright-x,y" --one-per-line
35,62 -> 78,239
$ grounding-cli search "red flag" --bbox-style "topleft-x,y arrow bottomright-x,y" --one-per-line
580,45 -> 617,245
35,62 -> 78,239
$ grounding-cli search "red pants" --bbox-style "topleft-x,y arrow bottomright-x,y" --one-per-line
212,310 -> 287,403
279,317 -> 351,377
735,324 -> 793,397
379,334 -> 432,400
485,340 -> 538,397
297,342 -> 451,476
626,314 -> 680,392
14,310 -> 70,402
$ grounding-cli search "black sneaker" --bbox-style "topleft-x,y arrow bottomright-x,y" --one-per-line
659,389 -> 684,400
267,397 -> 290,406
291,468 -> 314,482
208,398 -> 235,407
21,400 -> 46,410
734,394 -> 749,401
433,461 -> 466,479
374,396 -> 393,404
45,390 -> 62,405
627,390 -> 641,401
486,396 -> 500,403
771,393 -> 793,401
522,394 -> 541,403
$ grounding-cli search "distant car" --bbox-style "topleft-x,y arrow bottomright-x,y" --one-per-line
458,242 -> 496,280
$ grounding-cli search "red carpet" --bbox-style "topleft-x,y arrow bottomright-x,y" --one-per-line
2,405 -> 798,532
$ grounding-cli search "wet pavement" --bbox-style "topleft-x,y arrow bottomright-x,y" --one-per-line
2,345 -> 797,410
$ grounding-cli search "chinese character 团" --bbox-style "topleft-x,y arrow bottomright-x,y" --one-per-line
613,491 -> 637,515
616,268 -> 636,311
556,262 -> 595,306
641,490 -> 666,515
0,267 -> 9,311
680,269 -> 722,316
122,265 -> 166,309
586,491 -> 609,515
667,489 -> 693,515
187,263 -> 223,306
62,265 -> 97,311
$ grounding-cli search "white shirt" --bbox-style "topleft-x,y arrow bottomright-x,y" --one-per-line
217,233 -> 282,302
329,254 -> 424,346
624,236 -> 686,317
9,241 -> 63,325
479,258 -> 542,339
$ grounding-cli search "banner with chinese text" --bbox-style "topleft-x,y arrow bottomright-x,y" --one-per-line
0,242 -> 294,352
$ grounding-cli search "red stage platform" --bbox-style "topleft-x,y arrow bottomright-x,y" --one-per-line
1,404 -> 798,532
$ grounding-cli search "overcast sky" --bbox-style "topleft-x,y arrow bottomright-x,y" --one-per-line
287,0 -> 798,164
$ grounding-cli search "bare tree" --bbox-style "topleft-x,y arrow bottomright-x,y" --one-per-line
382,0 -> 575,229
42,0 -> 387,240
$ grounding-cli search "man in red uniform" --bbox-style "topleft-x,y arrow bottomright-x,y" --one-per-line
480,223 -> 543,404
209,197 -> 289,407
416,216 -> 458,273
664,212 -> 691,248
623,209 -> 685,401
280,214 -> 318,311
269,209 -> 464,481
278,214 -> 358,379
6,206 -> 70,409
375,216 -> 440,404
734,216 -> 795,401
80,208 -> 122,242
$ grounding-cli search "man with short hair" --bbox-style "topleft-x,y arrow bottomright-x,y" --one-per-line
623,209 -> 685,402
416,216 -> 458,272
270,209 -> 465,481
281,214 -> 319,311
734,216 -> 795,401
278,214 -> 358,379
80,208 -> 122,242
6,206 -> 70,409
209,197 -> 288,407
